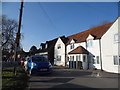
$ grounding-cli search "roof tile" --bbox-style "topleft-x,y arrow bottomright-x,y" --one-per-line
67,23 -> 113,44
68,46 -> 89,54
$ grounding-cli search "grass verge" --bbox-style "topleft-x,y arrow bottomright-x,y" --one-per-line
2,66 -> 29,90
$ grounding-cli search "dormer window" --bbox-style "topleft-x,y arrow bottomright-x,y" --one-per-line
70,43 -> 74,49
57,44 -> 61,49
87,39 -> 93,47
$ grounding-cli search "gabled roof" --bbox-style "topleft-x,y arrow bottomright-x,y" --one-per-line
59,36 -> 68,44
68,46 -> 89,54
67,23 -> 113,44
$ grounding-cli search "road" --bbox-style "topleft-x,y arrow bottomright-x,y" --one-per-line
27,67 -> 118,89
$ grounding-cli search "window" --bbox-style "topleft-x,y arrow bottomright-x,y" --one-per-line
87,39 -> 93,47
114,34 -> 118,42
83,55 -> 86,62
57,44 -> 61,49
119,56 -> 120,65
70,56 -> 74,61
79,55 -> 81,61
113,56 -> 119,65
92,57 -> 95,64
72,56 -> 74,61
96,56 -> 99,64
76,56 -> 78,61
57,56 -> 61,61
70,43 -> 74,49
67,57 -> 69,61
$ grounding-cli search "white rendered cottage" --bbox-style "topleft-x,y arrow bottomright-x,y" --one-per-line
54,17 -> 120,73
54,36 -> 67,66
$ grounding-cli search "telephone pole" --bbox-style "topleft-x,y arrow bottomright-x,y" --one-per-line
14,0 -> 24,75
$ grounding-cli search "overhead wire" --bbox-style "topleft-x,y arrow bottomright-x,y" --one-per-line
37,2 -> 57,31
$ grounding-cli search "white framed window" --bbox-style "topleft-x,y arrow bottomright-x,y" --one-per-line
87,39 -> 93,47
79,55 -> 81,61
70,56 -> 74,61
114,34 -> 118,42
96,56 -> 99,64
83,55 -> 86,62
57,44 -> 61,49
76,56 -> 79,61
67,57 -> 69,61
113,56 -> 119,65
72,56 -> 74,61
70,43 -> 74,49
119,56 -> 120,65
57,55 -> 61,61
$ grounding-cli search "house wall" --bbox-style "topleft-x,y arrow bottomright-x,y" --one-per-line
53,18 -> 119,73
66,39 -> 101,70
86,39 -> 101,69
80,42 -> 86,49
54,38 -> 66,66
101,17 -> 119,73
67,43 -> 80,54
118,17 -> 120,73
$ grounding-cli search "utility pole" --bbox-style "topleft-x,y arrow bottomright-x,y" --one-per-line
14,0 -> 24,75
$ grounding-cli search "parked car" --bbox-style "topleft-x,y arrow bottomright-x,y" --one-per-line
20,58 -> 26,66
24,56 -> 29,71
26,55 -> 52,75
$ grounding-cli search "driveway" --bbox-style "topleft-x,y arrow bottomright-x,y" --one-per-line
27,67 -> 118,89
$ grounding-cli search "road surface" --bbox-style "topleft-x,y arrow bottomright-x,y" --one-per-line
27,67 -> 118,89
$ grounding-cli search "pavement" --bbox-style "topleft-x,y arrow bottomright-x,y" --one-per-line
26,66 -> 119,89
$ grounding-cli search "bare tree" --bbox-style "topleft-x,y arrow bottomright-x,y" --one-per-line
2,15 -> 18,53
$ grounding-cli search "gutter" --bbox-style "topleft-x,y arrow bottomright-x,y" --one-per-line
99,38 -> 103,71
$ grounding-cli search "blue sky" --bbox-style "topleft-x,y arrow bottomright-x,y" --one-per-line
2,2 -> 118,52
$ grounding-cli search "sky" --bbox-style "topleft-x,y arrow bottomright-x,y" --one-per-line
2,2 -> 118,52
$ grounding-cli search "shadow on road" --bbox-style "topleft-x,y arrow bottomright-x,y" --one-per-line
31,69 -> 92,78
27,68 -> 118,90
29,78 -> 74,83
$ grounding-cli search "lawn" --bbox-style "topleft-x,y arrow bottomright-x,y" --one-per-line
2,66 -> 29,90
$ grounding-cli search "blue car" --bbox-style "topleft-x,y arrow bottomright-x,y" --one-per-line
26,55 -> 52,75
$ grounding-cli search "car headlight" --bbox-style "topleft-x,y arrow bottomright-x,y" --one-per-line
49,62 -> 52,68
32,62 -> 37,66
49,62 -> 52,66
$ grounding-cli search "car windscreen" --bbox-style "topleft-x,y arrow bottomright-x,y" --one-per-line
32,57 -> 48,62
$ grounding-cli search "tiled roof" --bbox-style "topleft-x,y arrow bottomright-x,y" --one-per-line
67,23 -> 113,44
68,46 -> 89,54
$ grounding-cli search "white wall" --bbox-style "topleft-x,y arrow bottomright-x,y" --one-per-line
101,17 -> 119,73
86,39 -> 101,69
118,17 -> 120,73
67,40 -> 86,54
54,38 -> 66,66
67,43 -> 80,54
66,38 -> 101,70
